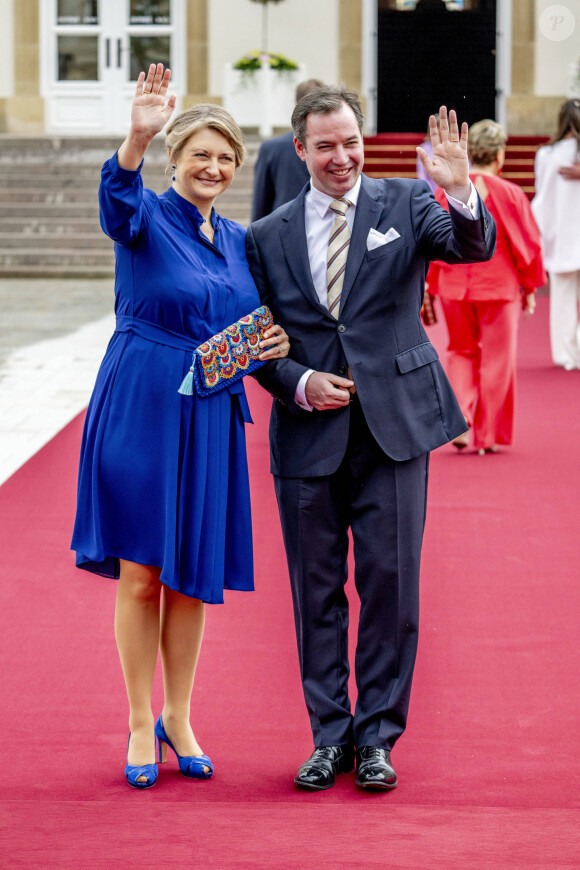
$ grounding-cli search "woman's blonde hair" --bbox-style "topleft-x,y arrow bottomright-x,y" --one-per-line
165,104 -> 245,167
468,119 -> 507,166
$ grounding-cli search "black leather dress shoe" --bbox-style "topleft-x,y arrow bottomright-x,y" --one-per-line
355,746 -> 397,790
294,745 -> 355,791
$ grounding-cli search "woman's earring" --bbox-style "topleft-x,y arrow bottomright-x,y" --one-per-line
171,164 -> 176,182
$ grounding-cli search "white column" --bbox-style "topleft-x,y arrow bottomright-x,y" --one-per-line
0,0 -> 14,101
361,0 -> 378,136
496,0 -> 512,129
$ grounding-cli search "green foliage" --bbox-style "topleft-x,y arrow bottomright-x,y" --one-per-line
233,50 -> 298,73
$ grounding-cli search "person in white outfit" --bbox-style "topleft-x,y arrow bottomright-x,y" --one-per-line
532,99 -> 580,370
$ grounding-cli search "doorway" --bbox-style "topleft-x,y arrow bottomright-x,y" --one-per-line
376,0 -> 497,133
41,0 -> 183,134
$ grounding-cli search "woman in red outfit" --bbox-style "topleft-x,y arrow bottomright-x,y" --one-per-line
427,120 -> 547,454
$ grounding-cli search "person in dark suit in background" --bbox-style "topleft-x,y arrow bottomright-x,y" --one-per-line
247,87 -> 496,792
415,0 -> 448,11
251,78 -> 325,221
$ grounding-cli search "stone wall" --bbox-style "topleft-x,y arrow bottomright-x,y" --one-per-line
4,0 -> 43,134
507,0 -> 565,135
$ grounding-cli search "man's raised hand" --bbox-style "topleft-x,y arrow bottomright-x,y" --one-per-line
416,106 -> 470,202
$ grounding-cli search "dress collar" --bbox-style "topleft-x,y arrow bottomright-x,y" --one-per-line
162,186 -> 220,231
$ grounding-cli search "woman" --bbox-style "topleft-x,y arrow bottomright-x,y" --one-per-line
427,119 -> 546,454
532,99 -> 580,371
71,64 -> 289,788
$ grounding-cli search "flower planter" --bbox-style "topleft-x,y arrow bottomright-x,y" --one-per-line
223,63 -> 307,138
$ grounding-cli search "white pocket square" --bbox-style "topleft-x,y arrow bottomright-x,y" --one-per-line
366,227 -> 401,251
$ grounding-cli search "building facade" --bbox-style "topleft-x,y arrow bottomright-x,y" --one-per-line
0,0 -> 577,137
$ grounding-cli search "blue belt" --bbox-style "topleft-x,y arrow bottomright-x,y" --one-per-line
115,314 -> 253,423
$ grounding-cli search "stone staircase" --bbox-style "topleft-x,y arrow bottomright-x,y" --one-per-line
0,131 -> 549,278
0,135 -> 258,278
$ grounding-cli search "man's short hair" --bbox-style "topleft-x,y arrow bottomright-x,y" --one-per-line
295,78 -> 326,103
291,85 -> 364,146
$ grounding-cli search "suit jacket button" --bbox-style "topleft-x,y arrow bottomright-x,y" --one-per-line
338,324 -> 346,333
338,365 -> 347,374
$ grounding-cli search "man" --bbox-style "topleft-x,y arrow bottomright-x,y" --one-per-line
247,88 -> 496,791
251,78 -> 325,221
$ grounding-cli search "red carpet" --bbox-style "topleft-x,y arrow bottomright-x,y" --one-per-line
0,296 -> 578,868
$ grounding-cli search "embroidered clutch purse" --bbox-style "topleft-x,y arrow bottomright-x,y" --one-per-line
178,305 -> 274,397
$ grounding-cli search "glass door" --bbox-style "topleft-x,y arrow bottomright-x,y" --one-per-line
42,0 -> 183,134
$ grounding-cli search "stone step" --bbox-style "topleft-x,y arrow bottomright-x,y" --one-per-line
0,208 -> 249,238
0,186 -> 250,202
0,213 -> 253,234
1,176 -> 104,190
0,165 -> 103,178
0,217 -> 101,233
0,202 -> 101,217
0,249 -> 115,266
0,167 -> 255,185
0,194 -> 252,215
0,206 -> 249,224
0,189 -> 250,208
0,263 -> 116,278
0,134 -> 257,275
0,232 -> 112,249
0,135 -> 261,163
0,188 -> 108,203
0,222 -> 251,269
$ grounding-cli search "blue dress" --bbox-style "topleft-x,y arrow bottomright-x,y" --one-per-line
71,153 -> 260,604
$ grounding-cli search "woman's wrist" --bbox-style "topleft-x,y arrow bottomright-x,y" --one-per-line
117,131 -> 155,170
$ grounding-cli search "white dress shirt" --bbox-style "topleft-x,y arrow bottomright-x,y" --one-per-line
295,178 -> 480,409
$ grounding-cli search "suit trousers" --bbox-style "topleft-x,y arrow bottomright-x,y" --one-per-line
273,398 -> 429,750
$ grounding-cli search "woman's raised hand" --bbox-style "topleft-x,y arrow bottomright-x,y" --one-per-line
118,63 -> 177,170
131,63 -> 176,139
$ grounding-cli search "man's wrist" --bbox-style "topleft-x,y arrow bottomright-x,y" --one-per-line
295,369 -> 315,411
446,182 -> 479,219
444,183 -> 471,204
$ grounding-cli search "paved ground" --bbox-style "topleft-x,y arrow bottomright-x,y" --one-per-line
0,279 -> 113,364
0,278 -> 116,484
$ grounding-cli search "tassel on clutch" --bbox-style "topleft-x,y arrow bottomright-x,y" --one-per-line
178,305 -> 274,397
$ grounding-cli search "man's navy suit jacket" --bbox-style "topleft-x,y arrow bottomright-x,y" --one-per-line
251,131 -> 311,222
247,174 -> 496,476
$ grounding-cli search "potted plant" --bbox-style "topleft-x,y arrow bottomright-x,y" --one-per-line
223,0 -> 306,138
233,50 -> 299,82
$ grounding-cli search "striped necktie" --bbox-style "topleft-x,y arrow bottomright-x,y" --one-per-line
326,197 -> 351,319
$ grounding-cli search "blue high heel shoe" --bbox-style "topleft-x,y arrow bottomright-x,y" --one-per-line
125,733 -> 158,789
154,715 -> 213,779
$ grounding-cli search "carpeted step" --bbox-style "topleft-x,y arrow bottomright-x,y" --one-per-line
362,134 -> 550,199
